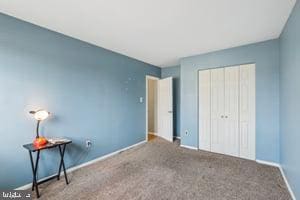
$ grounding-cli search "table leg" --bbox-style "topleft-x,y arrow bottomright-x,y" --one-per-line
29,151 -> 35,191
29,150 -> 40,198
58,144 -> 69,184
57,151 -> 61,181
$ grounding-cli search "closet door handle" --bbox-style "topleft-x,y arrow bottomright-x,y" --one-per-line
221,115 -> 224,118
225,116 -> 228,118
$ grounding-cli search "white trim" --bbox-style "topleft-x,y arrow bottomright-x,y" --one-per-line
15,140 -> 146,190
279,166 -> 296,200
15,183 -> 32,190
145,75 -> 160,142
256,159 -> 280,167
180,145 -> 198,150
256,160 -> 296,200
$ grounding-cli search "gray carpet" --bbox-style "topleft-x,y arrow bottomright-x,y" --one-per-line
34,138 -> 291,200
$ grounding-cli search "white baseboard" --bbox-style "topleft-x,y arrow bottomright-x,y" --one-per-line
180,144 -> 198,150
279,166 -> 296,200
256,159 -> 281,167
15,182 -> 35,190
15,140 -> 146,190
256,160 -> 296,200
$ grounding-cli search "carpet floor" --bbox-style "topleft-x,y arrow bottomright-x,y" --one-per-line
34,138 -> 291,200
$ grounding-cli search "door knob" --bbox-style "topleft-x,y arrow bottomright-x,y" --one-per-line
225,116 -> 228,118
221,115 -> 224,118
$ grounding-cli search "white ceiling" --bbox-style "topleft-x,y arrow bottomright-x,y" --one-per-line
0,0 -> 296,67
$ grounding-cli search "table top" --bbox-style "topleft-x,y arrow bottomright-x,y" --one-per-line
23,140 -> 72,152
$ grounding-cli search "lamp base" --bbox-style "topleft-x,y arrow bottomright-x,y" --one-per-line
33,137 -> 48,147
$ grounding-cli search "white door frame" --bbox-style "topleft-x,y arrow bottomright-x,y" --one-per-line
146,75 -> 160,141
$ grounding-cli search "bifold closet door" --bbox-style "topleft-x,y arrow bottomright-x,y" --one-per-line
224,66 -> 240,157
239,64 -> 255,160
210,68 -> 225,154
198,70 -> 211,151
198,64 -> 255,160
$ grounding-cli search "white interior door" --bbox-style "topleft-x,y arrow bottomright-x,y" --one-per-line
158,77 -> 173,142
198,70 -> 211,151
239,64 -> 256,160
210,68 -> 225,154
224,66 -> 240,157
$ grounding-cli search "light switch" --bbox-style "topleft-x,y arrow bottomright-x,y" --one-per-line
139,97 -> 143,103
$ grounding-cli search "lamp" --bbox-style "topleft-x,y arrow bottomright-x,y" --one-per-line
29,109 -> 50,139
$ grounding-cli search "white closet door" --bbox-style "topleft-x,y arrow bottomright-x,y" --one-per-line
198,70 -> 211,151
224,66 -> 240,157
239,64 -> 256,160
210,68 -> 225,154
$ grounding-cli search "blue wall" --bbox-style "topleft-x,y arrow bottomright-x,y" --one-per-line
180,40 -> 280,163
161,65 -> 180,137
279,0 -> 300,198
0,13 -> 160,189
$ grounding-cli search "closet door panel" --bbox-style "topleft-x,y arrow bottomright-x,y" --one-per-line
198,70 -> 211,151
224,66 -> 240,157
239,64 -> 256,160
210,68 -> 224,154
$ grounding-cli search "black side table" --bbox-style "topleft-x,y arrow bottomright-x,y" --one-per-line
23,140 -> 72,198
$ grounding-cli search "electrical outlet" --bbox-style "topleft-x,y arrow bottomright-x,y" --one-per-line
86,140 -> 92,148
185,130 -> 188,135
